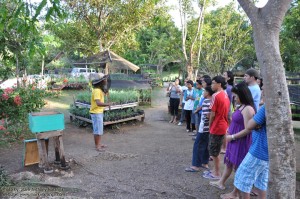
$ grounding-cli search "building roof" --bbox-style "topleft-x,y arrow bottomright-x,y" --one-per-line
73,50 -> 140,72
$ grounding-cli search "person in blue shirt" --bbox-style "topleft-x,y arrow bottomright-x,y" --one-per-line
244,68 -> 261,112
223,105 -> 268,199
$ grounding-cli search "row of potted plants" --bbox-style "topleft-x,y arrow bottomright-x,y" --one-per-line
75,89 -> 142,105
69,106 -> 144,122
47,76 -> 89,90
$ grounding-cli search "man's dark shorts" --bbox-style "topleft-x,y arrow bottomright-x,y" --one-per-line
209,134 -> 224,157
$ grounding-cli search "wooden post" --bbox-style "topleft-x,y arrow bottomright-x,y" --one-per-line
53,137 -> 61,164
58,135 -> 67,168
36,139 -> 46,168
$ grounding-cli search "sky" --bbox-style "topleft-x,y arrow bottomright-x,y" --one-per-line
167,0 -> 269,28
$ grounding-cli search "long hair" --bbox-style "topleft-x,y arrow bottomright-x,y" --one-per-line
226,71 -> 234,86
231,81 -> 256,112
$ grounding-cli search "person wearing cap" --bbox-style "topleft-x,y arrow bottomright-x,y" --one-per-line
244,68 -> 261,112
90,73 -> 111,151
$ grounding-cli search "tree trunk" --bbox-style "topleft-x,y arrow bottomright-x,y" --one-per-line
237,0 -> 295,198
252,22 -> 295,199
187,63 -> 193,80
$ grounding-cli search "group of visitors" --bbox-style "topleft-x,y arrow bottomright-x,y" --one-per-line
167,68 -> 267,199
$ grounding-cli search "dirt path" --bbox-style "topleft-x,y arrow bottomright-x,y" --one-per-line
0,87 -> 299,198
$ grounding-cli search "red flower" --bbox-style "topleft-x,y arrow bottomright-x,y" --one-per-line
4,88 -> 14,94
14,95 -> 22,106
32,86 -> 36,90
2,93 -> 9,100
63,78 -> 68,83
0,125 -> 6,130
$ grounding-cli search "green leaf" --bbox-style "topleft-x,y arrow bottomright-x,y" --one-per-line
45,7 -> 54,21
33,0 -> 47,21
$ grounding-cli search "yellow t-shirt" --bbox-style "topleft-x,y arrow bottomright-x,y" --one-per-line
90,88 -> 105,114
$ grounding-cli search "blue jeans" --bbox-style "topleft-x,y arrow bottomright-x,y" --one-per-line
192,132 -> 209,167
191,112 -> 195,124
193,112 -> 201,127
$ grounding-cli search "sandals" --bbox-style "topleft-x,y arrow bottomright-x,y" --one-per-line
96,145 -> 108,152
220,193 -> 239,199
185,167 -> 200,172
209,181 -> 225,190
203,172 -> 221,180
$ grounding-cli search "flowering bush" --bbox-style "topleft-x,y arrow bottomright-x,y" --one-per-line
0,84 -> 53,143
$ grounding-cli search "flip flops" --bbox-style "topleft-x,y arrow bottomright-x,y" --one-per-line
185,167 -> 200,172
203,172 -> 221,180
250,191 -> 258,196
203,170 -> 211,175
96,148 -> 105,152
209,181 -> 225,190
220,193 -> 239,199
96,145 -> 108,152
200,165 -> 210,170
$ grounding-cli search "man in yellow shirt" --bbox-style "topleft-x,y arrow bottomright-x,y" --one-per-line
90,73 -> 110,151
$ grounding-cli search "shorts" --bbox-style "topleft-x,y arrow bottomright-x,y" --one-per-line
234,153 -> 269,193
209,134 -> 224,157
91,113 -> 104,135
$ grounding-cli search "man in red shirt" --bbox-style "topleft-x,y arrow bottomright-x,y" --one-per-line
203,76 -> 230,180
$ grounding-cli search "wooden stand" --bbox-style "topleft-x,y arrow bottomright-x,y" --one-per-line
36,131 -> 68,172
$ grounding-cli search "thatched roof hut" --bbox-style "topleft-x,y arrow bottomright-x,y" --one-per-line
73,50 -> 140,73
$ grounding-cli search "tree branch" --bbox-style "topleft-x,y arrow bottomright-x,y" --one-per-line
263,0 -> 292,26
237,0 -> 257,20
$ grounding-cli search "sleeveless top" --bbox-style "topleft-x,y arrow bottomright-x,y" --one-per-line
170,85 -> 181,99
224,105 -> 252,169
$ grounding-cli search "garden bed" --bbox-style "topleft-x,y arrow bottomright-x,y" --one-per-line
69,106 -> 145,126
75,101 -> 139,110
69,113 -> 145,126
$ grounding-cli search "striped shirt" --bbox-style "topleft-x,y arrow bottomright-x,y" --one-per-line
199,98 -> 211,133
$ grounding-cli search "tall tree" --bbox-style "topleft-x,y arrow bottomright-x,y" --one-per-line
122,13 -> 181,74
237,0 -> 295,198
280,0 -> 300,72
0,0 -> 63,80
63,0 -> 160,52
198,4 -> 254,75
178,0 -> 209,79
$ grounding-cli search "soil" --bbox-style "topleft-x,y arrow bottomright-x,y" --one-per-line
0,87 -> 299,199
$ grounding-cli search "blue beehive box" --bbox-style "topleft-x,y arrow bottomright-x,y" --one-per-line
29,111 -> 64,133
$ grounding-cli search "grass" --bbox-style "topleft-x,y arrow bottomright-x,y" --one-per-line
43,90 -> 83,114
294,128 -> 300,136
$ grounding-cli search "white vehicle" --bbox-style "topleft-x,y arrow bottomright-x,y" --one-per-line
71,67 -> 96,77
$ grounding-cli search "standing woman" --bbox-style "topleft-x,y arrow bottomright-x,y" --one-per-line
167,78 -> 182,123
223,71 -> 234,106
209,82 -> 255,198
221,71 -> 235,153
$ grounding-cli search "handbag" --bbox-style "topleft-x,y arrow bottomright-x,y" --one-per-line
166,91 -> 171,97
166,86 -> 173,97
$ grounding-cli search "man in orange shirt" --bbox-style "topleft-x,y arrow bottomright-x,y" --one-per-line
203,76 -> 230,180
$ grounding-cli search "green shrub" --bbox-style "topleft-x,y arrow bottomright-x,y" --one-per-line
0,84 -> 53,143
